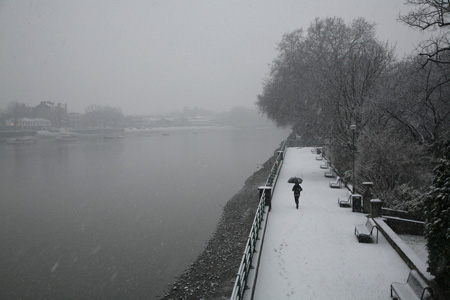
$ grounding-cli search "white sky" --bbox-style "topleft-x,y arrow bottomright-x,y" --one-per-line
0,0 -> 428,115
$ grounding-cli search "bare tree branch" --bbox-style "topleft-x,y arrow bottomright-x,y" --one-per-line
400,0 -> 450,64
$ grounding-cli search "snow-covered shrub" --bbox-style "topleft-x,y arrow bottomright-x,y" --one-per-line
355,129 -> 430,206
391,184 -> 426,217
425,140 -> 450,287
326,146 -> 352,182
342,170 -> 352,185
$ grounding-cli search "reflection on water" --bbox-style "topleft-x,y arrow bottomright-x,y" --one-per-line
0,126 -> 288,299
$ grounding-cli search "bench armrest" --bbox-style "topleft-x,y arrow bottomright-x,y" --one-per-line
420,286 -> 434,300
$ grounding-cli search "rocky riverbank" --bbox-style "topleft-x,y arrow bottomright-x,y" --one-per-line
161,149 -> 280,300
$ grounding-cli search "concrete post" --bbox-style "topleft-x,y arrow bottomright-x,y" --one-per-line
351,194 -> 362,212
258,186 -> 272,211
277,150 -> 284,160
370,199 -> 382,218
362,182 -> 374,213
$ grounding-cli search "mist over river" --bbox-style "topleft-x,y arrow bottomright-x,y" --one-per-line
0,125 -> 288,299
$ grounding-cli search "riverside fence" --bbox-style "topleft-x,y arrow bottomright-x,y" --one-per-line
230,140 -> 287,300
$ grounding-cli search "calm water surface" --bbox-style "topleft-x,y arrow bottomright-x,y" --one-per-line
0,126 -> 288,299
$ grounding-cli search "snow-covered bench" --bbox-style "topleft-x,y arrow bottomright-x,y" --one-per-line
315,155 -> 323,160
311,147 -> 323,154
324,170 -> 335,178
320,162 -> 329,169
329,176 -> 343,188
338,191 -> 352,207
390,270 -> 434,300
354,217 -> 378,243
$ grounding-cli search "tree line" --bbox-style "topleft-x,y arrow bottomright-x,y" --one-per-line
257,1 -> 449,287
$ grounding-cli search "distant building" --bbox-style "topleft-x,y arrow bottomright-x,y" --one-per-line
33,101 -> 52,120
188,115 -> 213,126
15,103 -> 34,118
3,101 -> 69,129
6,117 -> 52,129
34,101 -> 68,128
68,112 -> 83,128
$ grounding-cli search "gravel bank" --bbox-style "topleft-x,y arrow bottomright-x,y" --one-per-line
161,149 -> 279,300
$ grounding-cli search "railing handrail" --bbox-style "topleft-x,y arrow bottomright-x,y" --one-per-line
230,140 -> 287,300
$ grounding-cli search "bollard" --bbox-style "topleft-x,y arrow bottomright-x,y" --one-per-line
351,194 -> 362,212
258,186 -> 272,210
277,150 -> 284,160
370,199 -> 383,218
361,182 -> 374,213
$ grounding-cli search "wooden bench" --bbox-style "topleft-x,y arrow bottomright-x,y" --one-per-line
320,162 -> 329,169
329,176 -> 343,188
315,156 -> 323,161
338,191 -> 352,207
354,217 -> 378,243
391,270 -> 434,300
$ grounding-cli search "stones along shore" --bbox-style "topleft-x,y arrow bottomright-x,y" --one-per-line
161,149 -> 279,300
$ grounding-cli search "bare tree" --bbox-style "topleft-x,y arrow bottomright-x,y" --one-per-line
400,0 -> 450,65
377,55 -> 450,154
4,101 -> 21,129
83,104 -> 123,129
356,127 -> 429,204
258,17 -> 395,153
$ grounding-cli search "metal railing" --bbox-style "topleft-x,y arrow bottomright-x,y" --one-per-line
230,141 -> 287,300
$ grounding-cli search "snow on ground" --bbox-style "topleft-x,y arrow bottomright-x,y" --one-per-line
253,147 -> 411,300
400,234 -> 428,263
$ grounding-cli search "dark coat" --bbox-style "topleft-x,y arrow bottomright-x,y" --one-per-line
292,183 -> 303,196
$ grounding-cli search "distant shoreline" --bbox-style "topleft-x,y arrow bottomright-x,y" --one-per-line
0,131 -> 37,139
161,148 -> 279,299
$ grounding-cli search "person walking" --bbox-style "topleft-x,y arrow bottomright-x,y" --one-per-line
292,182 -> 303,209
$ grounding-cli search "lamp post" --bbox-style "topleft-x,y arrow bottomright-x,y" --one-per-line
350,124 -> 356,193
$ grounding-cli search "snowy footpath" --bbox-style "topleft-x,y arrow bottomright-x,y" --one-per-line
253,147 -> 411,300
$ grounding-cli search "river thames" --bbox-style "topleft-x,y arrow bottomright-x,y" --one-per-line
0,125 -> 288,299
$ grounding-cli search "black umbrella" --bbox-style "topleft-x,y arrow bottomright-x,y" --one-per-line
288,177 -> 303,184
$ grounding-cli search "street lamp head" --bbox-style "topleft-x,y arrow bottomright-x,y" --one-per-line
350,124 -> 356,130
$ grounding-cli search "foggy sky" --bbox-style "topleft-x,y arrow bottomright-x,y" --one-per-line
0,0 -> 428,115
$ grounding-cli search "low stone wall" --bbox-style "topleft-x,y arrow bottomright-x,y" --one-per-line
383,216 -> 425,235
373,218 -> 448,300
382,207 -> 425,221
374,218 -> 432,278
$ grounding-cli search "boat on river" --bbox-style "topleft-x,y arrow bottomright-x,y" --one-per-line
54,134 -> 78,142
104,134 -> 124,139
7,136 -> 36,144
